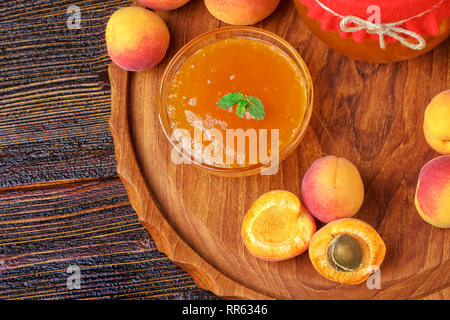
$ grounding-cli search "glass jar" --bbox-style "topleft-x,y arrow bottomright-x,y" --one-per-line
293,0 -> 450,63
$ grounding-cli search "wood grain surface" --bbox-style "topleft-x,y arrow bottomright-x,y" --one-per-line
0,0 -> 215,299
0,178 -> 216,299
110,0 -> 450,299
0,0 -> 120,187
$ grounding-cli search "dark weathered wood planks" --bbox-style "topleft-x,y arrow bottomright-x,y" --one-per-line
0,178 -> 217,299
0,0 -> 126,187
0,0 -> 215,299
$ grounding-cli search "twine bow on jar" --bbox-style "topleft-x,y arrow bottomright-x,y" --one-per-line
339,16 -> 426,50
313,0 -> 441,51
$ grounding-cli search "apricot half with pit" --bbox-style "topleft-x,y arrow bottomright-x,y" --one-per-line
309,218 -> 386,285
241,191 -> 316,261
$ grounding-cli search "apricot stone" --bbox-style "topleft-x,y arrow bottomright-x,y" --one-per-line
415,155 -> 450,228
204,0 -> 280,25
424,90 -> 450,155
106,7 -> 170,71
241,191 -> 316,261
309,218 -> 386,285
301,156 -> 364,223
139,0 -> 190,11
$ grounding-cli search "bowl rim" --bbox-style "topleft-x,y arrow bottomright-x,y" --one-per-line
158,26 -> 314,177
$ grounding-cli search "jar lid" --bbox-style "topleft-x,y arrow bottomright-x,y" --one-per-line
297,0 -> 449,50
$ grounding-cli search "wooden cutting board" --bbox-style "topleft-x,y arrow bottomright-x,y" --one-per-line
109,0 -> 450,299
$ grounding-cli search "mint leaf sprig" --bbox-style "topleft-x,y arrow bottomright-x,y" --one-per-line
217,92 -> 265,120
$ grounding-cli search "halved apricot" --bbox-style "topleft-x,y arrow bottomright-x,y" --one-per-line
308,218 -> 386,284
241,191 -> 316,261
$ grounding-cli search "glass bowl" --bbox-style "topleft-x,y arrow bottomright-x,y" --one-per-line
158,26 -> 313,177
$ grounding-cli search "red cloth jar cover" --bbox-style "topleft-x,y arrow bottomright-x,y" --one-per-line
298,0 -> 450,49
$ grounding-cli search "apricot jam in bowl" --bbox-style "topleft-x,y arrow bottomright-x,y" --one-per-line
158,27 -> 313,177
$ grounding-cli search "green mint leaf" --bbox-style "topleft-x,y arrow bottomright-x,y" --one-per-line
217,92 -> 244,109
246,96 -> 265,120
236,100 -> 248,118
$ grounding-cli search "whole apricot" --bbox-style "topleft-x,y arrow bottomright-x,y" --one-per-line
301,156 -> 364,223
423,90 -> 450,155
415,155 -> 450,228
106,7 -> 170,71
204,0 -> 280,25
139,0 -> 190,11
241,191 -> 316,261
309,218 -> 386,285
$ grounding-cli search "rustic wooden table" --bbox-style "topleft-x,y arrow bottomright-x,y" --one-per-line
0,0 -> 447,300
0,0 -> 216,299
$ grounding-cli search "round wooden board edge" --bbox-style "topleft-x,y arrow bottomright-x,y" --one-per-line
108,62 -> 273,300
107,61 -> 450,300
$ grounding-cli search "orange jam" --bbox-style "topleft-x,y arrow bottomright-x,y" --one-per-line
167,38 -> 307,168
